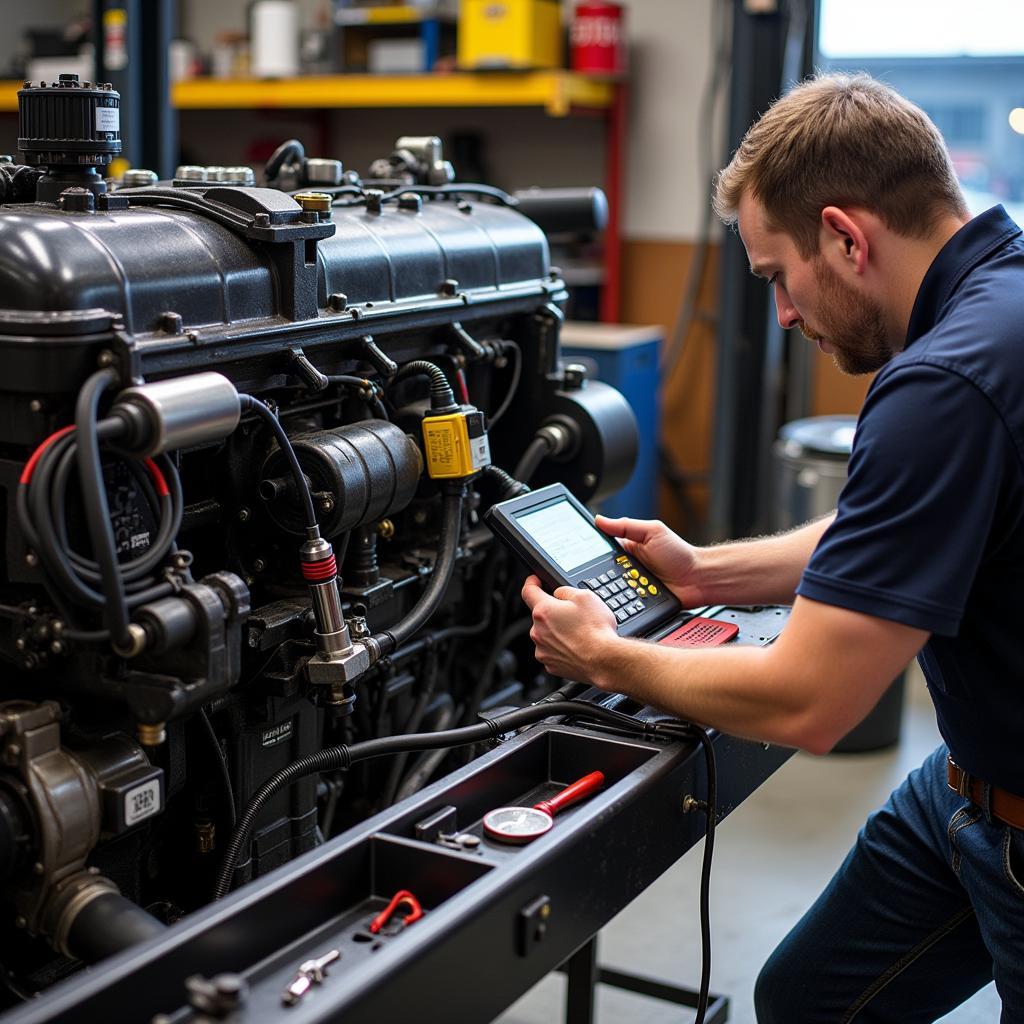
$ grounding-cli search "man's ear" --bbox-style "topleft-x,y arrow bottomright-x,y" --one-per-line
820,206 -> 868,274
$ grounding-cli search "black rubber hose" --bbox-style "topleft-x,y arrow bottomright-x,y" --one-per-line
65,891 -> 166,963
263,138 -> 305,183
0,163 -> 44,202
213,698 -> 665,899
481,464 -> 530,501
391,360 -> 456,411
370,482 -> 465,658
75,369 -> 132,650
239,394 -> 318,532
513,434 -> 552,484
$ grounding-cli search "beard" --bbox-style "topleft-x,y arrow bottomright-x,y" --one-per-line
800,258 -> 892,376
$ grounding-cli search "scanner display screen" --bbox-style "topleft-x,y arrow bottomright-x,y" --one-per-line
514,499 -> 613,573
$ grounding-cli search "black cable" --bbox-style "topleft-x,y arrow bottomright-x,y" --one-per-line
213,698 -> 671,899
198,707 -> 236,829
238,395 -> 318,532
660,722 -> 717,1024
390,360 -> 457,410
485,341 -> 521,429
513,435 -> 551,484
328,182 -> 518,210
18,424 -> 182,643
370,482 -> 465,658
74,368 -> 133,649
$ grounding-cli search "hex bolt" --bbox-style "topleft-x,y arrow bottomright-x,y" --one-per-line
252,559 -> 266,573
29,399 -> 43,413
97,350 -> 116,367
237,507 -> 251,522
25,551 -> 39,567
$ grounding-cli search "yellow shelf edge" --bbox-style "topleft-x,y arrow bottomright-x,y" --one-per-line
171,72 -> 613,115
0,72 -> 613,118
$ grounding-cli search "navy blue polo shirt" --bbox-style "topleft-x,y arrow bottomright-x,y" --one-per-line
797,206 -> 1024,794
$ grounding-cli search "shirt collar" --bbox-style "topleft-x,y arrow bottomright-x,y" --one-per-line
905,205 -> 1022,347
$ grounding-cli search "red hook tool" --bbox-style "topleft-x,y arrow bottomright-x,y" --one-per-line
369,890 -> 424,934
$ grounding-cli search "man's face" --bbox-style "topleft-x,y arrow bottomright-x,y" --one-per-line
737,193 -> 892,376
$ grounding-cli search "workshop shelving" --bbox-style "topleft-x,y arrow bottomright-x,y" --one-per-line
0,72 -> 612,116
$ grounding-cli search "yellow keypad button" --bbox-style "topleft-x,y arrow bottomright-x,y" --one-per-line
637,587 -> 647,597
616,555 -> 628,563
629,569 -> 639,579
648,584 -> 659,596
639,576 -> 649,586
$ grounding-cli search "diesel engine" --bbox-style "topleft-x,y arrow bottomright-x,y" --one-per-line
0,76 -> 637,1005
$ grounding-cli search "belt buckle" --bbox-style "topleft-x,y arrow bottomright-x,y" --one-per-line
950,758 -> 971,799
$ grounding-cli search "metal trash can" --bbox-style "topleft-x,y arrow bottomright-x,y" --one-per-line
773,416 -> 905,753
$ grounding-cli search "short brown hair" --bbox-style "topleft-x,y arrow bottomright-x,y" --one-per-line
713,73 -> 968,257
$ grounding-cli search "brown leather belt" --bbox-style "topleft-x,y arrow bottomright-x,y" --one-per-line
947,757 -> 1024,830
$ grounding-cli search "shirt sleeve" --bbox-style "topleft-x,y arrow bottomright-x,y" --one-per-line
796,363 -> 1011,635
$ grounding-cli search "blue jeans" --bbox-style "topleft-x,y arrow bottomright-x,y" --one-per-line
755,745 -> 1024,1022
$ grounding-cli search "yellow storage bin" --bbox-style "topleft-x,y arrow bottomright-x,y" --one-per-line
458,0 -> 564,71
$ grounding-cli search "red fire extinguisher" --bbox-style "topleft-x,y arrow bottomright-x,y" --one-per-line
571,3 -> 626,77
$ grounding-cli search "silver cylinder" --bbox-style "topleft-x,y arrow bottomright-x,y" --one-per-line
174,165 -> 207,182
305,158 -> 343,186
221,166 -> 256,185
772,416 -> 856,530
114,372 -> 241,457
122,168 -> 158,188
309,579 -> 351,656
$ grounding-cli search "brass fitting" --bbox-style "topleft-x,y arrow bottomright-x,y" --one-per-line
137,722 -> 167,747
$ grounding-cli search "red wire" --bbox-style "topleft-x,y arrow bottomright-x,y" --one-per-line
21,425 -> 170,499
19,425 -> 76,485
144,458 -> 171,498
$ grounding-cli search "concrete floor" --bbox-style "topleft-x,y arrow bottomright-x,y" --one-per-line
494,665 -> 1002,1023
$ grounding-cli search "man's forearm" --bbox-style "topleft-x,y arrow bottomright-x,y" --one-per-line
594,639 -> 809,748
695,513 -> 835,605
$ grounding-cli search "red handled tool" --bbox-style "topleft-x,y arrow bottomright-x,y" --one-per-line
369,890 -> 424,935
483,770 -> 606,845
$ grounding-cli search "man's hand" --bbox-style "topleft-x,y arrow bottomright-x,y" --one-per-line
521,575 -> 618,683
595,516 -> 707,606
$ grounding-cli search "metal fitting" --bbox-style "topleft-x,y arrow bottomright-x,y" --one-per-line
111,622 -> 147,659
137,723 -> 167,747
294,191 -> 332,214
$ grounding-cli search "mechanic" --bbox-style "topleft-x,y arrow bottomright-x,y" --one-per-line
521,73 -> 1024,1022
